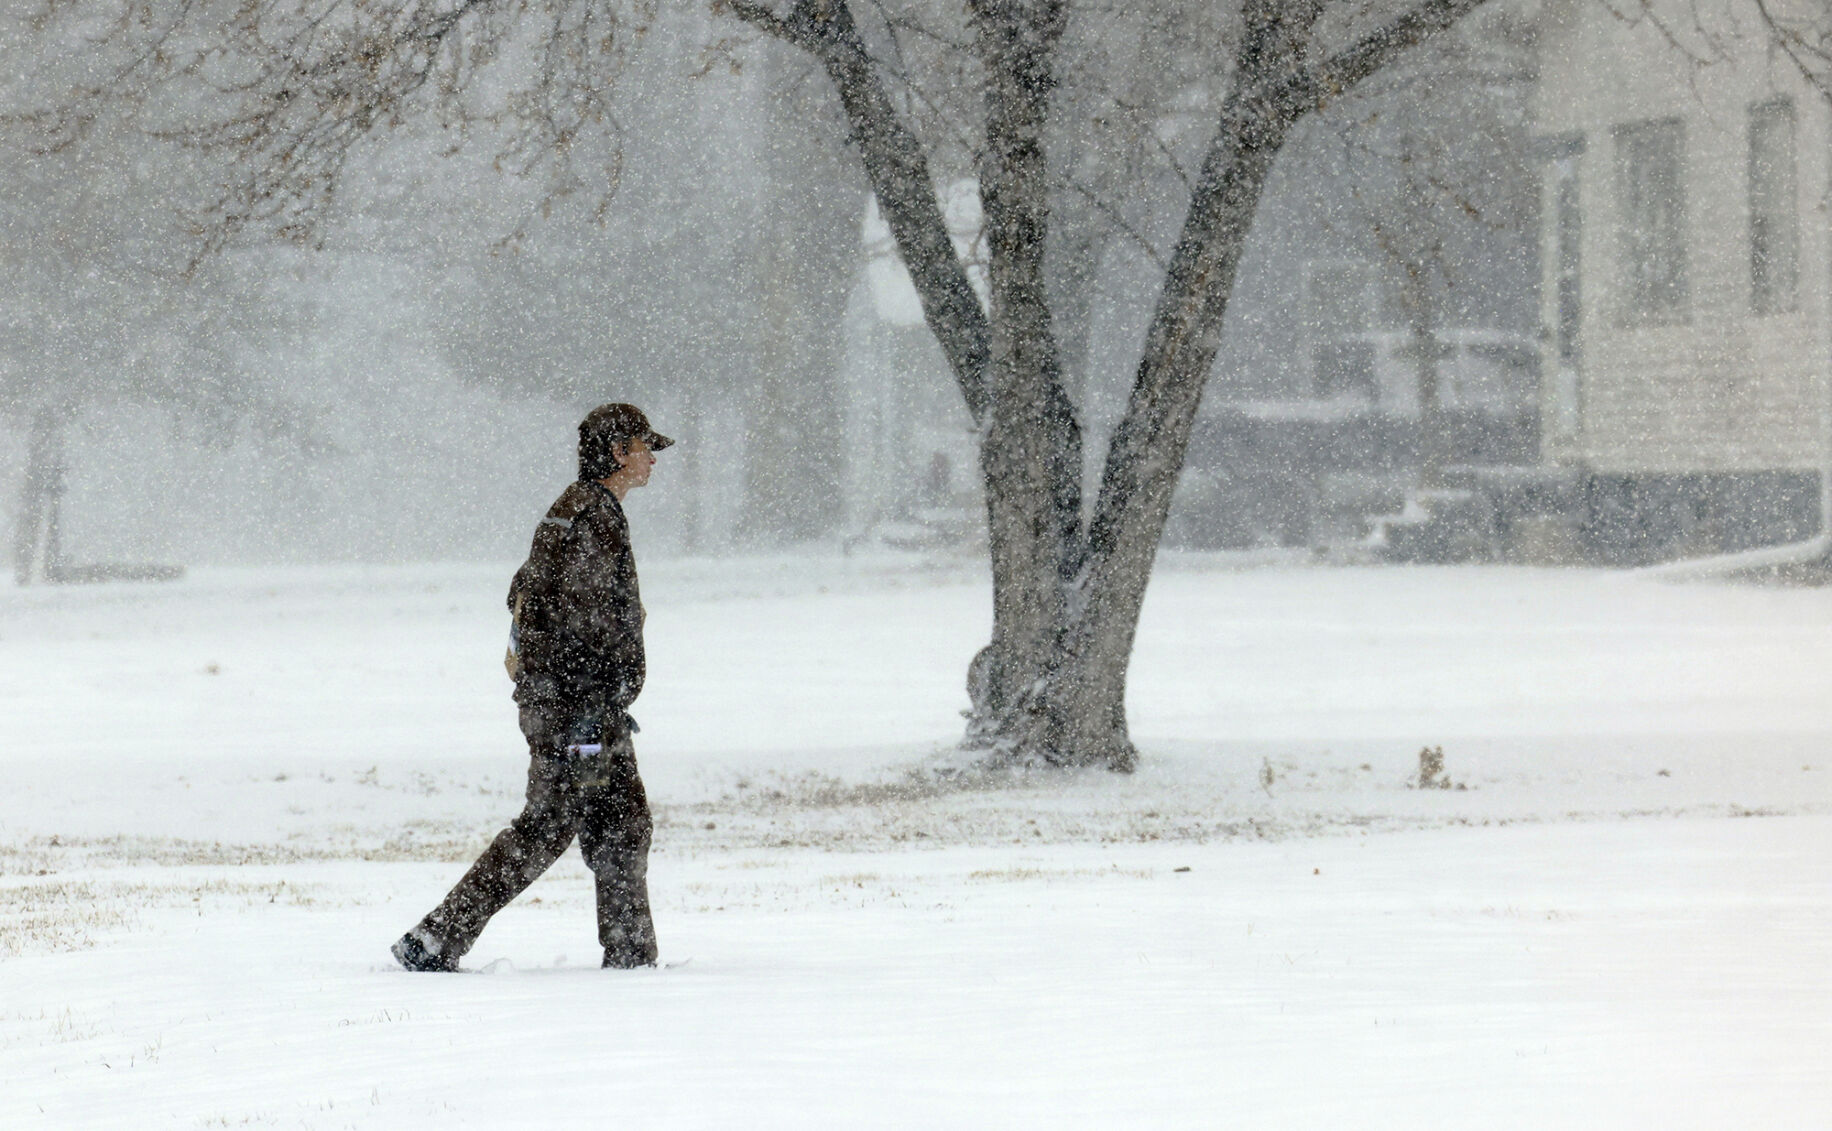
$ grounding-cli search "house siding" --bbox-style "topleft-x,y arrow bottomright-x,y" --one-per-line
1534,0 -> 1832,477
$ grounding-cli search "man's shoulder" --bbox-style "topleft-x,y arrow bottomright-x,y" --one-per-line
536,482 -> 604,524
541,481 -> 626,539
547,481 -> 596,518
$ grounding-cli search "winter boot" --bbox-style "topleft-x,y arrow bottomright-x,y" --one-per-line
602,947 -> 658,970
391,928 -> 460,972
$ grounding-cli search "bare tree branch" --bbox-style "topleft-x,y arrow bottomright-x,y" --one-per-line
1755,0 -> 1832,102
7,0 -> 650,266
1291,0 -> 1491,113
722,0 -> 992,420
1059,170 -> 1167,270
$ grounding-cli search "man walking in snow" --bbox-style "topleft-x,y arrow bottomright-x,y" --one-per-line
392,403 -> 672,972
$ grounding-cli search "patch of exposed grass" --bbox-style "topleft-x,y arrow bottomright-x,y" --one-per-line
0,876 -> 328,956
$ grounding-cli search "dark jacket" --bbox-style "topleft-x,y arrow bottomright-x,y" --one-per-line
507,480 -> 645,728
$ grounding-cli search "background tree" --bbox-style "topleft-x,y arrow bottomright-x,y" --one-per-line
331,3 -> 863,549
0,72 -> 321,581
16,0 -> 1498,767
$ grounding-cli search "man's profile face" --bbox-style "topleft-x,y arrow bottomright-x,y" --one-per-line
615,438 -> 656,489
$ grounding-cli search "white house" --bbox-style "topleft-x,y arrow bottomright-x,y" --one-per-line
1533,0 -> 1832,558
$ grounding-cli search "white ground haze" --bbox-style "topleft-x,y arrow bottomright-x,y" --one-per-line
3,555 -> 1829,1127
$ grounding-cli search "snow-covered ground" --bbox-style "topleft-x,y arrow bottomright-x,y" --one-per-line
3,554 -> 1829,1128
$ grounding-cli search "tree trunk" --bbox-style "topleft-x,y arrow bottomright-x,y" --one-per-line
1402,277 -> 1450,486
1033,0 -> 1489,769
963,0 -> 1086,752
13,403 -> 71,587
1039,14 -> 1310,768
1384,133 -> 1451,487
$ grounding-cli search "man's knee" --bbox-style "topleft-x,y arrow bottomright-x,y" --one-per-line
624,806 -> 653,852
502,810 -> 575,863
518,701 -> 566,752
582,823 -> 648,872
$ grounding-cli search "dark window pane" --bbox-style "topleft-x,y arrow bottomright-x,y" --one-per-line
1750,99 -> 1797,315
1313,340 -> 1377,401
1614,118 -> 1688,322
1556,171 -> 1582,366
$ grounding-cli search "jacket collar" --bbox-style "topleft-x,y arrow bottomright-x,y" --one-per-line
581,478 -> 627,515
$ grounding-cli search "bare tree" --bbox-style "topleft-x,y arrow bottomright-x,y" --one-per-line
0,86 -> 321,582
14,0 -> 1496,766
722,0 -> 1495,769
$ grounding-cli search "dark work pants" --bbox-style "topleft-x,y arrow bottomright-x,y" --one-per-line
415,708 -> 656,967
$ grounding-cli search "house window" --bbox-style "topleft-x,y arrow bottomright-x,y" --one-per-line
1313,340 -> 1377,401
1537,132 -> 1585,442
1554,161 -> 1582,368
1614,118 -> 1688,323
1749,99 -> 1798,314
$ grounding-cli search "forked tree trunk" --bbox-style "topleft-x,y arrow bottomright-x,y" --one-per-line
732,0 -> 1493,772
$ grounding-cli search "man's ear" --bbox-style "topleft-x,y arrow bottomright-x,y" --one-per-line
610,440 -> 630,468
